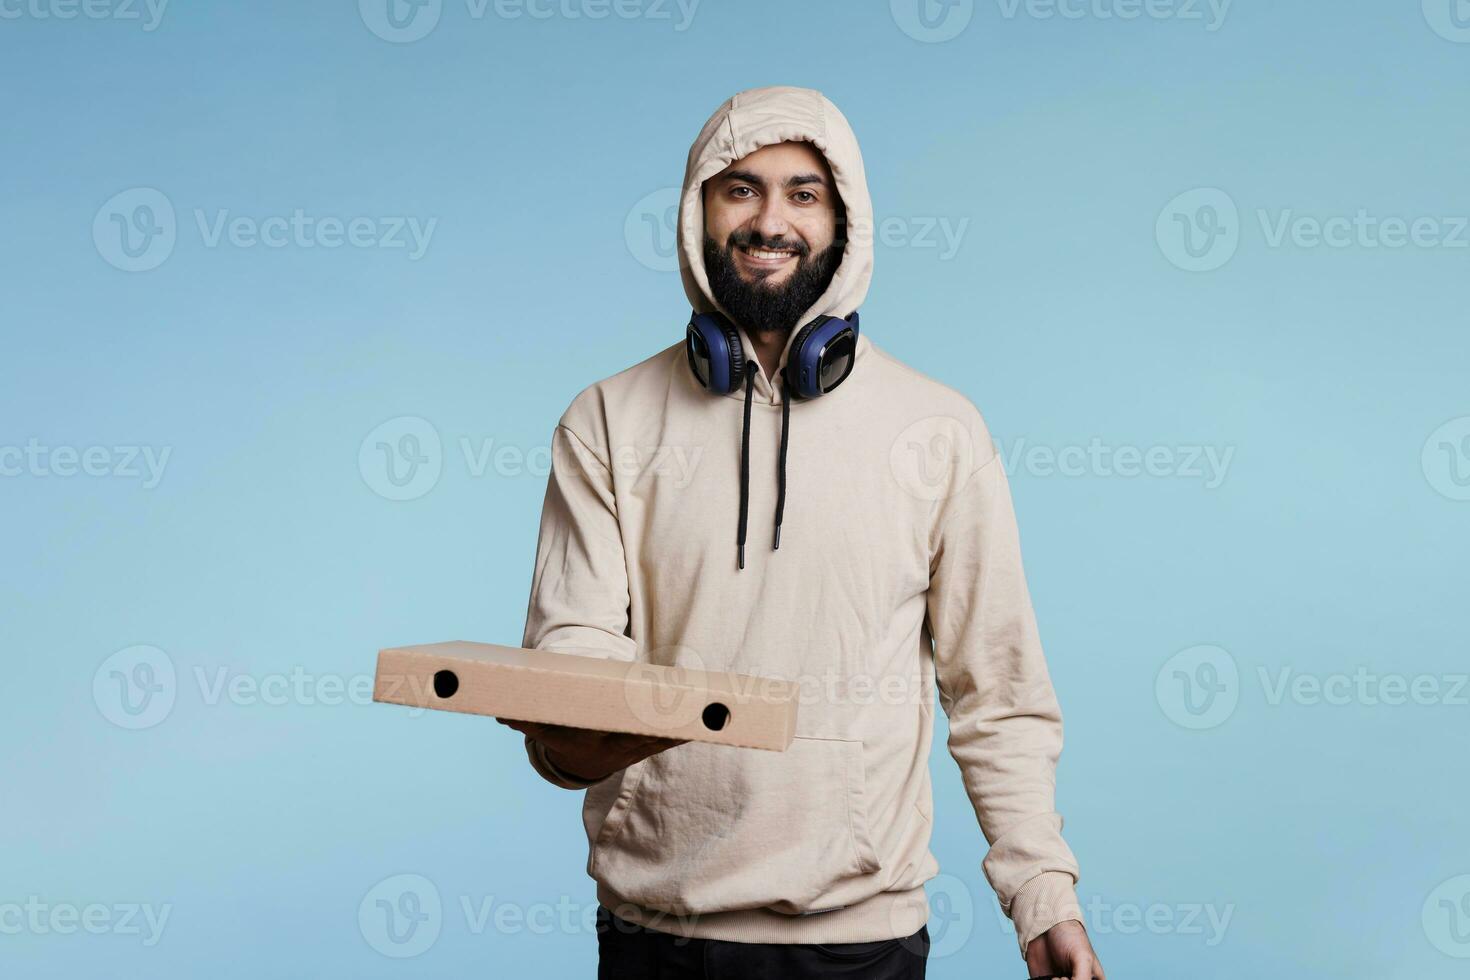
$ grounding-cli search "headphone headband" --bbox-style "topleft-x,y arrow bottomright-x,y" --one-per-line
685,310 -> 859,398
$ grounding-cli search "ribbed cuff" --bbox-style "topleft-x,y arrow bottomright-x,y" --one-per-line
1009,871 -> 1084,957
525,734 -> 600,790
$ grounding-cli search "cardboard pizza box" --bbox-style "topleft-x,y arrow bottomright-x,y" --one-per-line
373,641 -> 799,751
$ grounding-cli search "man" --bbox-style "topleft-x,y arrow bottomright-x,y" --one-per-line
498,86 -> 1104,979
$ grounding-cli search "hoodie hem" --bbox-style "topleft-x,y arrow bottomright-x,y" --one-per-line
593,883 -> 930,945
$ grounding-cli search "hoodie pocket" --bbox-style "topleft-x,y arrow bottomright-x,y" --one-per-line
589,735 -> 882,915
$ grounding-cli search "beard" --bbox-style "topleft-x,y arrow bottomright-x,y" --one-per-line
702,230 -> 844,337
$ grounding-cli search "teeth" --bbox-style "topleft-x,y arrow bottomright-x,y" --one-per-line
745,247 -> 796,260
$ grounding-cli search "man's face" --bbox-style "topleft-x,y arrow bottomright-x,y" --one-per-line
701,140 -> 844,335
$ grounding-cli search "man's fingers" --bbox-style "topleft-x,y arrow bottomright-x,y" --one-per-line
640,735 -> 686,747
498,720 -> 685,762
500,719 -> 555,741
635,736 -> 688,754
611,732 -> 680,749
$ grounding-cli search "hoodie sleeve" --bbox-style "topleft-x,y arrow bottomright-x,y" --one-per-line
519,420 -> 638,790
926,421 -> 1083,957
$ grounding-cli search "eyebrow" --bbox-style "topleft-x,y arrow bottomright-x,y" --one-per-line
719,169 -> 829,191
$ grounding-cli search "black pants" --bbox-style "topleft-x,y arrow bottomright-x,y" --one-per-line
596,905 -> 929,979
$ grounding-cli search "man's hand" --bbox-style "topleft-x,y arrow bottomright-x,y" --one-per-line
497,718 -> 686,783
1024,919 -> 1104,980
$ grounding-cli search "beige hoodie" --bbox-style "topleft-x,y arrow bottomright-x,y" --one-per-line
520,85 -> 1082,956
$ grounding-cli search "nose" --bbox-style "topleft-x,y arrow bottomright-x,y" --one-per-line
752,194 -> 792,243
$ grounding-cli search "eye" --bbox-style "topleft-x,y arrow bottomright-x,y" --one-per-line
731,185 -> 756,199
793,190 -> 818,204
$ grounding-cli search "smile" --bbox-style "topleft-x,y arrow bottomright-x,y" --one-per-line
738,244 -> 800,266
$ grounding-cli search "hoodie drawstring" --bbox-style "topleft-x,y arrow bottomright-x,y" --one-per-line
774,374 -> 790,551
736,360 -> 793,570
737,360 -> 757,570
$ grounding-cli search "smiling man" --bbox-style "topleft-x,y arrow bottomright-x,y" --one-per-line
699,139 -> 846,383
501,85 -> 1103,980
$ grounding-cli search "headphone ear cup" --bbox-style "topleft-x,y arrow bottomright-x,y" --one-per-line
785,314 -> 860,399
781,318 -> 819,394
782,316 -> 831,398
722,324 -> 746,387
687,310 -> 748,394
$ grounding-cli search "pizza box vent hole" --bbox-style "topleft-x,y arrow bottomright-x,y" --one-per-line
433,669 -> 459,699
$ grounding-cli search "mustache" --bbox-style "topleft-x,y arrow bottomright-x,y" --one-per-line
726,230 -> 810,257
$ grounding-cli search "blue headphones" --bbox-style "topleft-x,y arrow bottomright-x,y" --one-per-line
684,309 -> 860,399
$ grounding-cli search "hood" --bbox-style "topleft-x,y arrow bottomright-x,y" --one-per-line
676,85 -> 874,406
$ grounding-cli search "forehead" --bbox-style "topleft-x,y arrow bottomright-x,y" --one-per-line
710,140 -> 832,182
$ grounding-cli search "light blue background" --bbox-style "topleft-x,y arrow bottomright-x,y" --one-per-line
3,1 -> 1468,977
